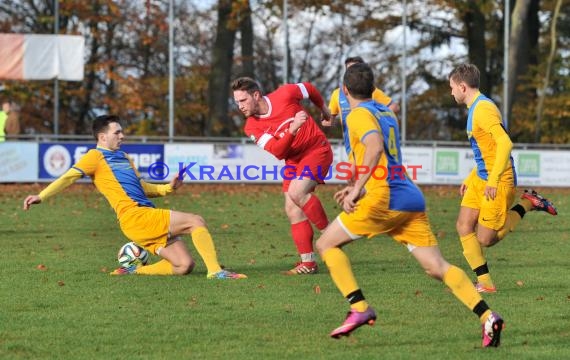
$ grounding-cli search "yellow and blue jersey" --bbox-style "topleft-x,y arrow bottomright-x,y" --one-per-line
467,93 -> 516,185
73,147 -> 155,217
346,100 -> 425,212
329,87 -> 392,155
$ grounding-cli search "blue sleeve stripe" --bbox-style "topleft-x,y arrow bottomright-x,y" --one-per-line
361,129 -> 379,142
72,166 -> 86,177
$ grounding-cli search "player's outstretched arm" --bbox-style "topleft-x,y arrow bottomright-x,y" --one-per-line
22,168 -> 83,210
23,195 -> 41,210
140,179 -> 174,198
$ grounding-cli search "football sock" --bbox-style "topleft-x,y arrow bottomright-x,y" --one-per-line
473,301 -> 493,324
291,220 -> 315,263
191,226 -> 222,274
345,289 -> 368,312
301,194 -> 329,231
497,205 -> 526,240
135,259 -> 174,275
443,265 -> 485,312
460,233 -> 494,287
473,263 -> 493,287
322,247 -> 368,311
519,198 -> 533,212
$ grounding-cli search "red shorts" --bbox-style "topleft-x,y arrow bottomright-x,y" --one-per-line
282,145 -> 333,192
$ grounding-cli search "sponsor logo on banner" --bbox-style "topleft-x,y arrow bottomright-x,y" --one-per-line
517,153 -> 540,177
435,151 -> 459,175
43,145 -> 72,177
40,144 -> 91,178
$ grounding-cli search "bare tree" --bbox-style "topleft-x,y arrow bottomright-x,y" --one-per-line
535,0 -> 563,142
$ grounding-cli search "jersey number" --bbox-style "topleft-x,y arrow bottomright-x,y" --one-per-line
388,126 -> 399,162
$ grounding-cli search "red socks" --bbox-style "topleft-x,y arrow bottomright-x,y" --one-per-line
291,220 -> 315,262
301,194 -> 329,230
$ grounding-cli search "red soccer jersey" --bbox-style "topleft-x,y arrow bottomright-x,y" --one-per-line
244,82 -> 329,162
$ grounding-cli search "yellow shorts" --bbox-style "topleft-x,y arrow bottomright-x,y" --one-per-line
461,175 -> 516,230
338,193 -> 437,248
118,207 -> 171,255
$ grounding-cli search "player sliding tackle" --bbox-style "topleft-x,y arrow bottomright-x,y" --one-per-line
23,115 -> 246,279
315,62 -> 503,347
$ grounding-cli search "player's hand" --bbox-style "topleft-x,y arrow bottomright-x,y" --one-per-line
23,195 -> 41,210
484,185 -> 497,201
170,174 -> 184,190
342,186 -> 362,213
320,106 -> 332,124
289,111 -> 307,135
459,183 -> 468,197
321,114 -> 335,127
334,186 -> 352,206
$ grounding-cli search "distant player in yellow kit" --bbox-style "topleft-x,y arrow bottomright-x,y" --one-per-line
316,62 -> 504,347
327,56 -> 399,155
23,115 -> 246,279
449,64 -> 557,293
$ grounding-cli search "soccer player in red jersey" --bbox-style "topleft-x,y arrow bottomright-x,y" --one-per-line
232,77 -> 333,275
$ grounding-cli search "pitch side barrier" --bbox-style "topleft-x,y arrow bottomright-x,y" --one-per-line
1,137 -> 569,186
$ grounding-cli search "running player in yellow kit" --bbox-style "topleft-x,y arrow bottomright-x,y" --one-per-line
449,64 -> 557,293
316,62 -> 503,347
23,115 -> 246,279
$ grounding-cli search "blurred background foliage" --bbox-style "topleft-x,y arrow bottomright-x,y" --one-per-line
0,0 -> 568,143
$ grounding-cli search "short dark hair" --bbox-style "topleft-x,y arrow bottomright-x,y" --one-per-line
231,77 -> 262,94
92,115 -> 121,141
344,56 -> 365,66
343,62 -> 375,100
448,63 -> 480,88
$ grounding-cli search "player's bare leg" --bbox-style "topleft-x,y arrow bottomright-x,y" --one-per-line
288,178 -> 329,231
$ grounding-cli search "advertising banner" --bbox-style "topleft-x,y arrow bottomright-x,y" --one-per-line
9,141 -> 568,187
432,148 -> 474,184
39,143 -> 94,179
39,143 -> 164,180
401,147 -> 433,184
513,150 -> 570,187
0,142 -> 38,182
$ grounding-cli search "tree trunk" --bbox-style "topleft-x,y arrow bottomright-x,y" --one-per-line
535,0 -> 563,142
240,1 -> 254,78
463,1 -> 489,94
206,0 -> 237,136
506,0 -> 531,124
77,6 -> 101,134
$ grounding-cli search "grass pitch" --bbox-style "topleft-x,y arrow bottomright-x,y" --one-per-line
1,184 -> 568,359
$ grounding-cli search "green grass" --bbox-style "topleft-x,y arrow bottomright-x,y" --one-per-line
1,184 -> 569,359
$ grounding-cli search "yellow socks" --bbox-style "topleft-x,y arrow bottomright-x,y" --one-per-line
322,247 -> 368,312
479,309 -> 493,324
460,233 -> 494,287
135,259 -> 174,275
443,265 -> 483,309
443,266 -> 492,324
191,226 -> 222,275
